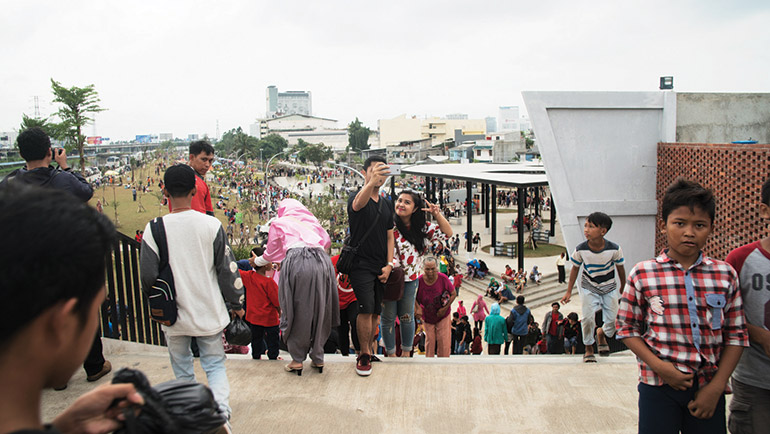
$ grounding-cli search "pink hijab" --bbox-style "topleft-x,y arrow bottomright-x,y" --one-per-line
260,199 -> 331,263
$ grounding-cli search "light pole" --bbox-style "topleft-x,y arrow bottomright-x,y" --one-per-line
264,150 -> 289,221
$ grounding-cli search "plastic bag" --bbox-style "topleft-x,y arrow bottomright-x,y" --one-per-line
112,368 -> 226,434
225,315 -> 252,346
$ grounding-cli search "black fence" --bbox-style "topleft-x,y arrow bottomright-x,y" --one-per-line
100,231 -> 166,346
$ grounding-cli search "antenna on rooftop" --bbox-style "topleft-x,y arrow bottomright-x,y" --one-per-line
216,120 -> 220,140
34,96 -> 40,118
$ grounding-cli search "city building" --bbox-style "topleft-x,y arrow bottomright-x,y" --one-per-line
498,106 -> 520,132
378,114 -> 486,148
255,114 -> 347,152
445,113 -> 468,120
485,116 -> 497,133
0,131 -> 19,149
265,85 -> 312,118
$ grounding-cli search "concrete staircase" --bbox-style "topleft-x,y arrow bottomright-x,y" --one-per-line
461,272 -> 574,314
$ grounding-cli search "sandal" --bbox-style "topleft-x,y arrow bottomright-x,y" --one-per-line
583,353 -> 597,363
598,344 -> 610,357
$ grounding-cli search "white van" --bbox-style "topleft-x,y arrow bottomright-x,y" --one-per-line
105,156 -> 121,169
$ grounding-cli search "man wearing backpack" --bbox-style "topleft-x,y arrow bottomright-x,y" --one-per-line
507,295 -> 534,354
140,164 -> 244,422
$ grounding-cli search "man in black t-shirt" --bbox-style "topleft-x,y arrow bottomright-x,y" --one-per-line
347,156 -> 394,376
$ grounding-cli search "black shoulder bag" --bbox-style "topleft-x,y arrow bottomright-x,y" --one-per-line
148,217 -> 178,326
337,199 -> 383,275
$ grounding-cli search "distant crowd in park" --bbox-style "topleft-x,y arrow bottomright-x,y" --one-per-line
1,127 -> 767,434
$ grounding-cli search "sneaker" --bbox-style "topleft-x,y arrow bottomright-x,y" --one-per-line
370,355 -> 382,362
355,354 -> 372,376
87,360 -> 112,382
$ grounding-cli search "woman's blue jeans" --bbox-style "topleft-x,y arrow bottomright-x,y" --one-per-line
381,279 -> 418,355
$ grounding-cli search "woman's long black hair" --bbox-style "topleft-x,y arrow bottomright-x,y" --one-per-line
394,190 -> 428,254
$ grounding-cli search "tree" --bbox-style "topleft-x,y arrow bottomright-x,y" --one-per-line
216,127 -> 259,159
258,134 -> 288,159
19,114 -> 63,139
298,142 -> 333,166
347,117 -> 371,152
50,79 -> 106,173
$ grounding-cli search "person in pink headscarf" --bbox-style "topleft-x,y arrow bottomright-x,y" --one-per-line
470,294 -> 489,332
456,300 -> 467,317
253,199 -> 339,376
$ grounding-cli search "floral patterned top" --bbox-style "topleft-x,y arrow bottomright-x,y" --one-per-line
393,222 -> 449,282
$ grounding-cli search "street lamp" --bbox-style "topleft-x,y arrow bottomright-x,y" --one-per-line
264,150 -> 289,221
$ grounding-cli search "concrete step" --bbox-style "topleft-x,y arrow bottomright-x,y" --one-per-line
461,273 -> 572,311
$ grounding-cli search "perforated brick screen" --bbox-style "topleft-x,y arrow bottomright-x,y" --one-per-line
656,142 -> 770,261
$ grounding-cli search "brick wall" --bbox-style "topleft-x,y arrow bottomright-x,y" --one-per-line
656,142 -> 770,261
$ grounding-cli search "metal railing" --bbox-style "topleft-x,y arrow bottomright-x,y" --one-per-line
100,231 -> 166,346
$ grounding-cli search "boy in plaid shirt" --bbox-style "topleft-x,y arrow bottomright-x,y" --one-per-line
617,180 -> 748,434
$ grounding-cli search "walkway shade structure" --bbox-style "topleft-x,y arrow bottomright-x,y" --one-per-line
402,162 -> 552,271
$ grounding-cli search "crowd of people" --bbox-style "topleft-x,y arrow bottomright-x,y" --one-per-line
3,128 -> 768,433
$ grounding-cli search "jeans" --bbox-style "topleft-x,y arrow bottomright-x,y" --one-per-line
381,279 -> 418,355
638,383 -> 725,434
580,288 -> 618,346
166,333 -> 231,418
455,341 -> 467,354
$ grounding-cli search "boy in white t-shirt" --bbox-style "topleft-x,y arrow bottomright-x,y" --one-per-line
560,212 -> 625,362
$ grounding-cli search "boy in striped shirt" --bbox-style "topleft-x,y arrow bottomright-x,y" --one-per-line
561,211 -> 625,362
617,180 -> 747,433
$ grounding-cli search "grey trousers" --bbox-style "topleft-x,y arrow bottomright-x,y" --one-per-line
279,247 -> 340,364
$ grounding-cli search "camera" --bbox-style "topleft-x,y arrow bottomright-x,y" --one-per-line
51,147 -> 62,157
389,164 -> 402,176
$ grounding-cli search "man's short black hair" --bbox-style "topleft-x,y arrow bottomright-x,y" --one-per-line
17,127 -> 52,162
251,246 -> 264,256
586,212 -> 613,231
189,140 -> 214,157
661,179 -> 716,223
551,302 -> 560,308
516,295 -> 525,305
567,312 -> 578,321
363,155 -> 386,171
762,177 -> 770,206
0,185 -> 115,349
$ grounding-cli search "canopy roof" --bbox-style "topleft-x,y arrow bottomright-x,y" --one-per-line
402,162 -> 548,188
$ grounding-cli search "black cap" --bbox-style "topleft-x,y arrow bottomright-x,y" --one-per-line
164,164 -> 195,195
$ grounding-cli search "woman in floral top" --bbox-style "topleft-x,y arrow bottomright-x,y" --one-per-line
383,190 -> 452,357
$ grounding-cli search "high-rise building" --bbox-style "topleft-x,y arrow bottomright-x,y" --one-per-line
485,117 -> 497,133
266,85 -> 312,118
498,106 -> 520,132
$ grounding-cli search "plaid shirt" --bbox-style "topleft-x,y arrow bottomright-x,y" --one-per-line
616,250 -> 748,388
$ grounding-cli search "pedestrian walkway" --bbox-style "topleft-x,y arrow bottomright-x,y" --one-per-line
43,339 -> 640,434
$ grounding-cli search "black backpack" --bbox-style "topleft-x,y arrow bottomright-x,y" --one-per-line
147,217 -> 177,326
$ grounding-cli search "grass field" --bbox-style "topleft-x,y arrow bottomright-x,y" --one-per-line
89,183 -> 234,237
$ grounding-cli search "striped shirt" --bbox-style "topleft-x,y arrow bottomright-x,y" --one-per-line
616,250 -> 748,388
571,239 -> 624,295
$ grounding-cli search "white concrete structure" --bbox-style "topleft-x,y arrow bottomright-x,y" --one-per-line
523,91 -> 676,271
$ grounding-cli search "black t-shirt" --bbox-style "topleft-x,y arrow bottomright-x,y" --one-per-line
347,192 -> 393,273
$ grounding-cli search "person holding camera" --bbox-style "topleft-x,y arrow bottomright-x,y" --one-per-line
1,127 -> 112,389
0,127 -> 93,202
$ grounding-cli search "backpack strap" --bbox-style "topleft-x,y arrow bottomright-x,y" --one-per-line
149,217 -> 169,269
352,197 -> 383,248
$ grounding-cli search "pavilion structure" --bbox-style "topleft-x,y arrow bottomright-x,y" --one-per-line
401,162 -> 552,270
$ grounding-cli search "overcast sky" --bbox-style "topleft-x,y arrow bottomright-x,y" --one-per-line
2,0 -> 768,141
